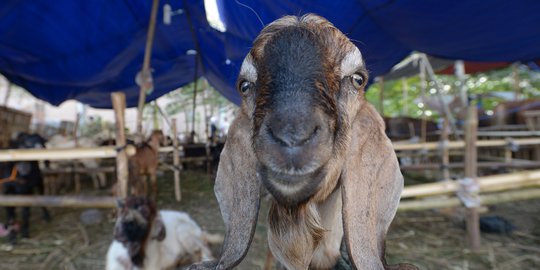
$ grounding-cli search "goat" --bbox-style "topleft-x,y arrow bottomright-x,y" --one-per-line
46,134 -> 107,189
188,14 -> 417,270
128,130 -> 163,199
1,133 -> 51,244
106,196 -> 221,270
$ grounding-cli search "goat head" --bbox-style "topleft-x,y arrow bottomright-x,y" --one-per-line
189,14 -> 415,270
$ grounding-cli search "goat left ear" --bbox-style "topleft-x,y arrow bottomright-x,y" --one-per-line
150,215 -> 166,241
341,104 -> 404,269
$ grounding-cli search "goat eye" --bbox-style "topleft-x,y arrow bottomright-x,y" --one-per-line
238,80 -> 253,94
351,73 -> 365,89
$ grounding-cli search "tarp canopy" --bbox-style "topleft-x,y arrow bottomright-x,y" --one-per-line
1,0 -> 540,108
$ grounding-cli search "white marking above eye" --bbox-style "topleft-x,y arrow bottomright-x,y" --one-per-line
340,47 -> 364,78
239,54 -> 257,83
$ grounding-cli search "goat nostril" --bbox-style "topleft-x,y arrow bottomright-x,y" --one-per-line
267,125 -> 319,147
268,127 -> 290,147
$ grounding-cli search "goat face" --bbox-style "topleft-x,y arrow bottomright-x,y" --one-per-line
114,196 -> 165,267
238,16 -> 368,205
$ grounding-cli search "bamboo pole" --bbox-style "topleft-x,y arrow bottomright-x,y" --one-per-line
3,80 -> 11,105
464,103 -> 480,250
136,0 -> 160,138
400,161 -> 540,171
112,92 -> 129,199
0,195 -> 116,208
379,77 -> 384,115
401,169 -> 540,198
0,146 -> 135,162
458,130 -> 540,137
419,58 -> 427,143
172,118 -> 182,201
441,117 -> 450,180
402,78 -> 408,115
399,188 -> 540,212
72,113 -> 83,192
420,54 -> 460,139
3,137 -> 537,162
505,137 -> 513,164
512,63 -> 520,101
393,137 -> 540,151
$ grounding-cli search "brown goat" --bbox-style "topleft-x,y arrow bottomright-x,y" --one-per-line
128,130 -> 163,199
188,14 -> 417,270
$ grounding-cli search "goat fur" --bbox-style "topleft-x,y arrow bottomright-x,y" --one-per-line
46,134 -> 107,189
188,14 -> 418,270
107,197 -> 221,270
128,130 -> 163,199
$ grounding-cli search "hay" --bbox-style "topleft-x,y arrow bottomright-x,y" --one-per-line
0,170 -> 538,270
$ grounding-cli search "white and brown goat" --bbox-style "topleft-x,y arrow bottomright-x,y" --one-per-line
107,196 -> 222,270
188,14 -> 417,270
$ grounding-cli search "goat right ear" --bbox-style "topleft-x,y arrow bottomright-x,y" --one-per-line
188,113 -> 261,270
341,104 -> 406,269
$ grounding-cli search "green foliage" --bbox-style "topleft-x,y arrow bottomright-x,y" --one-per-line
366,64 -> 540,119
164,78 -> 235,129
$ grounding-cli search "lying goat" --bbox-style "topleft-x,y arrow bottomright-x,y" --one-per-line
189,14 -> 417,270
128,130 -> 163,199
107,196 -> 222,270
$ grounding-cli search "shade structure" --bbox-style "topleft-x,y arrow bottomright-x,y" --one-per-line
1,0 -> 539,108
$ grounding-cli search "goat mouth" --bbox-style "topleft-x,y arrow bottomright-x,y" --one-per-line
259,164 -> 325,206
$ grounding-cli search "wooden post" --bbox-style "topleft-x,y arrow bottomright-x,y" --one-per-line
136,0 -> 160,139
379,77 -> 385,115
441,117 -> 450,180
191,79 -> 199,135
112,92 -> 129,199
172,118 -> 182,202
464,103 -> 481,250
512,63 -> 520,101
505,137 -> 513,164
72,113 -> 84,192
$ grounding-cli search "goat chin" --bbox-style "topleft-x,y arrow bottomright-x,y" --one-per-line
107,210 -> 221,270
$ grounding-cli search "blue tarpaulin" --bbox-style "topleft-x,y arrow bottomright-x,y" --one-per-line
1,1 -> 539,108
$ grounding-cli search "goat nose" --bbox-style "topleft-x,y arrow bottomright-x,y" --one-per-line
267,117 -> 319,147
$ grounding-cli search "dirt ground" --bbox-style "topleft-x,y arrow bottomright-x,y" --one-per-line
0,170 -> 539,270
